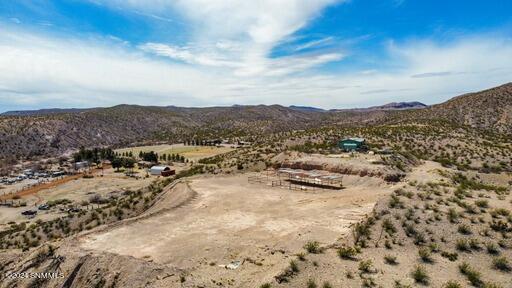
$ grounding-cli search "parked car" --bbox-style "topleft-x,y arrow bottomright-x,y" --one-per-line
38,204 -> 49,210
21,210 -> 38,216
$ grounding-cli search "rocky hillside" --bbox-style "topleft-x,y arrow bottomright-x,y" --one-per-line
0,105 -> 331,160
398,83 -> 512,134
1,83 -> 511,160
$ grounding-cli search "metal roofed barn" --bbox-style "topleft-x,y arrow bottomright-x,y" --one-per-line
338,137 -> 366,152
150,166 -> 175,177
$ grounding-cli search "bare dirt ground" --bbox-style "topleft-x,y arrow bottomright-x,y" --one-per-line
273,161 -> 512,288
79,173 -> 396,287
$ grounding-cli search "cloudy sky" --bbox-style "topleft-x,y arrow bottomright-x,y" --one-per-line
0,0 -> 511,112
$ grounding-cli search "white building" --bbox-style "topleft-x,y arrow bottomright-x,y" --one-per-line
149,166 -> 174,176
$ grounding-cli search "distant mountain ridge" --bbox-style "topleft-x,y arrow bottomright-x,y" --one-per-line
365,101 -> 428,110
1,101 -> 427,116
288,105 -> 326,112
331,101 -> 428,112
1,108 -> 92,116
0,83 -> 510,159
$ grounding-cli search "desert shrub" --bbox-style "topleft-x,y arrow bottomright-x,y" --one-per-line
490,220 -> 511,233
429,243 -> 440,253
458,224 -> 472,235
383,218 -> 397,235
419,247 -> 433,263
456,239 -> 470,251
321,281 -> 332,288
475,199 -> 489,208
337,246 -> 358,260
441,251 -> 459,262
459,262 -> 483,287
362,277 -> 377,287
483,283 -> 504,288
447,208 -> 459,223
486,242 -> 500,255
492,256 -> 511,272
389,194 -> 403,209
393,280 -> 413,288
297,252 -> 306,261
358,259 -> 374,273
384,255 -> 398,265
259,283 -> 272,288
469,238 -> 481,250
352,220 -> 372,244
411,265 -> 429,284
491,208 -> 510,217
89,194 -> 108,204
443,281 -> 462,288
307,278 -> 317,288
289,260 -> 299,273
304,241 -> 321,254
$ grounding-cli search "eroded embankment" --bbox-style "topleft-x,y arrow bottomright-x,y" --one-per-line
1,172 -> 395,288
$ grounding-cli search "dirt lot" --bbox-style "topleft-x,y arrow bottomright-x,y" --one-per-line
0,168 -> 155,230
115,144 -> 234,161
80,173 -> 396,286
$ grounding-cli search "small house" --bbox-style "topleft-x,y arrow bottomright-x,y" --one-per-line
150,166 -> 175,177
338,138 -> 366,152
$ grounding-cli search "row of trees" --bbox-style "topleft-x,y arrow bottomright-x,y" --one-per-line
160,153 -> 186,162
139,151 -> 158,162
138,151 -> 186,163
73,147 -> 115,163
73,147 -> 188,172
183,139 -> 220,146
111,157 -> 136,171
117,151 -> 133,158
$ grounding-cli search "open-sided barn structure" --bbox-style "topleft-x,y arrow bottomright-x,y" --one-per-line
276,168 -> 343,189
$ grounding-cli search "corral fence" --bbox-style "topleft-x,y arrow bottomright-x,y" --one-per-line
247,175 -> 268,184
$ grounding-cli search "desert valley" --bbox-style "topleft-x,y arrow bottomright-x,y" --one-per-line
0,84 -> 511,287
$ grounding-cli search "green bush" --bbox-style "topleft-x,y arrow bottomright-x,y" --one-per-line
337,246 -> 358,260
304,241 -> 322,254
411,265 -> 429,284
307,278 -> 317,288
459,262 -> 483,287
290,260 -> 299,273
456,239 -> 470,251
486,242 -> 500,255
358,259 -> 374,273
492,256 -> 511,272
419,247 -> 433,263
457,224 -> 472,235
384,255 -> 398,265
443,281 -> 462,288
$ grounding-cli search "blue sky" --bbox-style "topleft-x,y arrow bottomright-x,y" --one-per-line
0,0 -> 511,112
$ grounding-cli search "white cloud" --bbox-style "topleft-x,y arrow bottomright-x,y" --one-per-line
92,0 -> 344,77
0,2 -> 511,112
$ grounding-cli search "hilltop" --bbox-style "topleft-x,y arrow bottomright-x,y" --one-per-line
0,83 -> 511,160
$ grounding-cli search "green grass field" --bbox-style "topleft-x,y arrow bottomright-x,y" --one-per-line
115,144 -> 234,161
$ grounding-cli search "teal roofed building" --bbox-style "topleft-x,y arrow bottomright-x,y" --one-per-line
338,138 -> 366,152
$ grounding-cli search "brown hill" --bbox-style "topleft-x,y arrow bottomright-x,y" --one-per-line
0,105 -> 330,160
1,83 -> 511,160
398,83 -> 512,133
